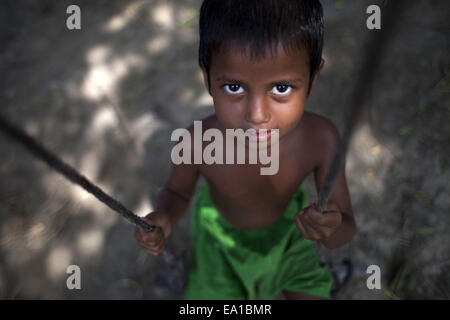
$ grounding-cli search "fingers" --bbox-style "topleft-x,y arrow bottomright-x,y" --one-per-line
134,227 -> 162,246
295,202 -> 342,240
295,214 -> 322,240
306,210 -> 341,231
143,213 -> 171,238
295,215 -> 320,240
305,203 -> 342,228
134,212 -> 172,256
142,241 -> 165,256
135,228 -> 165,256
134,216 -> 166,256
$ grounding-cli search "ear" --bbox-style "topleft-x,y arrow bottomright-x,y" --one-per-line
310,58 -> 325,91
200,63 -> 211,95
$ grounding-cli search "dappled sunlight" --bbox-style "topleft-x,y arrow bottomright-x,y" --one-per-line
0,175 -> 73,272
129,111 -> 168,156
0,0 -> 200,299
46,245 -> 73,282
146,33 -> 171,55
72,105 -> 122,185
24,223 -> 50,252
82,60 -> 120,101
81,51 -> 147,102
0,217 -> 26,256
76,227 -> 106,259
151,3 -> 175,30
88,106 -> 119,138
86,45 -> 112,65
79,106 -> 118,183
69,185 -> 107,215
347,123 -> 397,198
24,120 -> 40,137
0,0 -> 446,300
103,0 -> 147,33
194,91 -> 213,108
68,183 -> 119,231
134,196 -> 154,218
1,218 -> 55,256
79,152 -> 103,186
192,70 -> 213,107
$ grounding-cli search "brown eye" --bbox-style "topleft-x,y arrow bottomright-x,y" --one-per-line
225,84 -> 244,94
277,85 -> 288,92
272,84 -> 292,96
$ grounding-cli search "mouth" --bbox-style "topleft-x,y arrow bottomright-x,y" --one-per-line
248,129 -> 273,142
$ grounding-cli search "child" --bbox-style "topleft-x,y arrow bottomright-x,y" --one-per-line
135,0 -> 356,300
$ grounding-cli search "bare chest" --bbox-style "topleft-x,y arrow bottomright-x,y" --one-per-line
198,146 -> 316,229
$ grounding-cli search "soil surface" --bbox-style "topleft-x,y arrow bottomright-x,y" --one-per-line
0,0 -> 448,299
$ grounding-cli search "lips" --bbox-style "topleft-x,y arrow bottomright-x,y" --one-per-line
248,129 -> 273,142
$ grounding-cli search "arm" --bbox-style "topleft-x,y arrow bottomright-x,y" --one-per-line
313,119 -> 356,249
157,123 -> 200,224
135,125 -> 199,256
156,160 -> 199,226
294,117 -> 357,249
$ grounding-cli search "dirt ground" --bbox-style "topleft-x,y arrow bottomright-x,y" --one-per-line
0,0 -> 448,299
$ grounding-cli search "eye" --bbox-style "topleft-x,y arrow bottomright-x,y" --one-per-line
271,84 -> 292,96
224,84 -> 244,95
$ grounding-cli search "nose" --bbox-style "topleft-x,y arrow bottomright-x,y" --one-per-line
245,94 -> 270,126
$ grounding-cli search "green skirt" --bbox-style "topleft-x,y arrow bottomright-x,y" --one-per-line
184,183 -> 333,299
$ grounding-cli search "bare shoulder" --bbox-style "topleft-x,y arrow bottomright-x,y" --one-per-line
299,111 -> 341,155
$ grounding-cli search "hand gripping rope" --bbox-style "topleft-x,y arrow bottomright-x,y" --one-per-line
315,0 -> 405,212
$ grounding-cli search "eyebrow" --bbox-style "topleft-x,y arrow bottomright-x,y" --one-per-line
215,76 -> 304,85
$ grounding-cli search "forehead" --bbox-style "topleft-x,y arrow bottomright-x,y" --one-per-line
209,41 -> 310,79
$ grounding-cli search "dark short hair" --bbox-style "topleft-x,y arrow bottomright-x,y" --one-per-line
199,0 -> 324,94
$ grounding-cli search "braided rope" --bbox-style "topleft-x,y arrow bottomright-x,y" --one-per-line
0,114 -> 156,233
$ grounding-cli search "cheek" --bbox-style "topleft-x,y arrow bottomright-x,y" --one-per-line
274,100 -> 306,130
212,98 -> 242,128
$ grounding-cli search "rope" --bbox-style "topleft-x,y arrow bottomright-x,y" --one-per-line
0,114 -> 156,233
0,2 -> 408,294
316,0 -> 407,212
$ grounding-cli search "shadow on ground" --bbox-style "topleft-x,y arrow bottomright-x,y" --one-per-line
0,0 -> 448,299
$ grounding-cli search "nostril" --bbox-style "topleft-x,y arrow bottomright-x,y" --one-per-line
246,111 -> 271,125
245,104 -> 270,125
